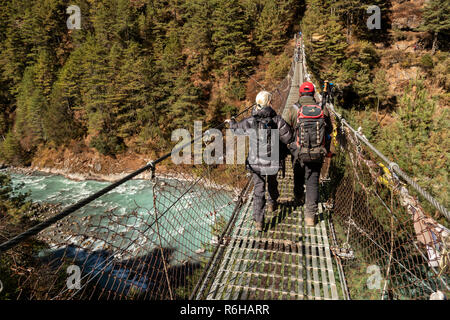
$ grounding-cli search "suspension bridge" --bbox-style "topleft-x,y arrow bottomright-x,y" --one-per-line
0,35 -> 448,300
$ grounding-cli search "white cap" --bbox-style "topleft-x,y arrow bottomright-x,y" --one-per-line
255,91 -> 272,109
430,291 -> 446,300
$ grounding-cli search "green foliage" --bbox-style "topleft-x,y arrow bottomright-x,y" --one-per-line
211,0 -> 253,82
302,7 -> 347,78
0,171 -> 68,300
421,0 -> 450,38
376,80 -> 449,210
225,78 -> 247,101
301,1 -> 389,109
373,69 -> 389,108
90,133 -> 126,156
432,53 -> 450,90
420,54 -> 434,71
254,0 -> 299,55
0,0 -> 300,162
0,172 -> 31,222
181,0 -> 214,76
420,0 -> 450,53
0,131 -> 29,166
14,64 -> 47,151
266,52 -> 292,82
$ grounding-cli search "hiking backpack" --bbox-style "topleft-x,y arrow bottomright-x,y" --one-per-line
295,103 -> 327,163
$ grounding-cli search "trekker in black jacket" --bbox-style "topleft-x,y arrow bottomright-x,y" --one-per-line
282,81 -> 333,226
226,91 -> 293,232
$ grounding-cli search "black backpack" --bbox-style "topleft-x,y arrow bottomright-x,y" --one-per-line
295,103 -> 327,163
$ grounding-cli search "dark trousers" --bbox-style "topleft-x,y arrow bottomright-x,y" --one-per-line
252,172 -> 279,222
293,160 -> 321,218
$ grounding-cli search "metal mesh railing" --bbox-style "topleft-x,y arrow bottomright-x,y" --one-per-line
0,44 -> 297,300
2,33 -> 448,301
298,42 -> 450,299
324,113 -> 450,299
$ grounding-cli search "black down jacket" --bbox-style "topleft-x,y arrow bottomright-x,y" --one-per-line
229,106 -> 293,175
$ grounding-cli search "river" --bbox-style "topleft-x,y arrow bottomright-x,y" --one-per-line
5,169 -> 235,263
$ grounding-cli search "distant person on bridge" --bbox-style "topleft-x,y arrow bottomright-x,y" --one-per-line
226,91 -> 293,232
282,82 -> 332,226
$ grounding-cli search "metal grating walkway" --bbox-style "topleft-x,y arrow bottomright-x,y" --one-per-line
206,51 -> 341,300
206,160 -> 340,300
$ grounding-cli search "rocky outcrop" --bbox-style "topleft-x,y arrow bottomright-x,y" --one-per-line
29,144 -> 155,180
391,0 -> 425,30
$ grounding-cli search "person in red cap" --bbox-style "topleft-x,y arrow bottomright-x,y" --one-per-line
282,81 -> 332,226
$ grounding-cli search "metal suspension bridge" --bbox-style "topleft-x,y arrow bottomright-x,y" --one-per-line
0,35 -> 449,300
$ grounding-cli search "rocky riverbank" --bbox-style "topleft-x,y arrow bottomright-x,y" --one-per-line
6,165 -> 154,182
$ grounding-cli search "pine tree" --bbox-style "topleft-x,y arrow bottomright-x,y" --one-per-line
182,0 -> 214,76
33,50 -> 55,99
254,0 -> 294,54
0,0 -> 304,161
212,0 -> 253,82
0,131 -> 28,165
167,69 -> 204,131
111,42 -> 153,139
302,6 -> 347,79
14,66 -> 46,151
421,0 -> 450,54
376,80 -> 449,209
372,69 -> 389,122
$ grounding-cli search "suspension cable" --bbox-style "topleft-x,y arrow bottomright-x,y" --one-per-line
326,103 -> 449,221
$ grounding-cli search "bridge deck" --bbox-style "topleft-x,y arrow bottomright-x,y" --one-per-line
206,52 -> 341,300
206,161 -> 340,300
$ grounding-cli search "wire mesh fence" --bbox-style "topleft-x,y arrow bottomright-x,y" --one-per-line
2,33 -> 448,301
296,31 -> 450,300
325,109 -> 450,300
0,47 -> 296,300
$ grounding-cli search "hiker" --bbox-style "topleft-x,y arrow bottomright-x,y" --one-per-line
282,81 -> 332,226
226,91 -> 293,232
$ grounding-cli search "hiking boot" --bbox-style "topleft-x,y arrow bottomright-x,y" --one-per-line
267,202 -> 278,213
255,221 -> 264,232
305,215 -> 315,227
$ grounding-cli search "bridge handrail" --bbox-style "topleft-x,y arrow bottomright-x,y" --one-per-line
0,104 -> 257,254
299,39 -> 449,221
326,103 -> 449,221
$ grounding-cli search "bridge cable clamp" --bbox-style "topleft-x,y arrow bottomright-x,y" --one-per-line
388,162 -> 399,173
147,161 -> 156,180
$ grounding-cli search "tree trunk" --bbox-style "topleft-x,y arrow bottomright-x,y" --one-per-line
346,15 -> 350,43
376,98 -> 380,124
431,32 -> 437,55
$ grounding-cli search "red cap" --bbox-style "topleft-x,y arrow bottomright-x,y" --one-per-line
299,82 -> 315,94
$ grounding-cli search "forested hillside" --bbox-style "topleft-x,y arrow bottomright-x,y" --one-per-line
0,0 -> 448,213
0,0 -> 301,165
300,0 -> 449,215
